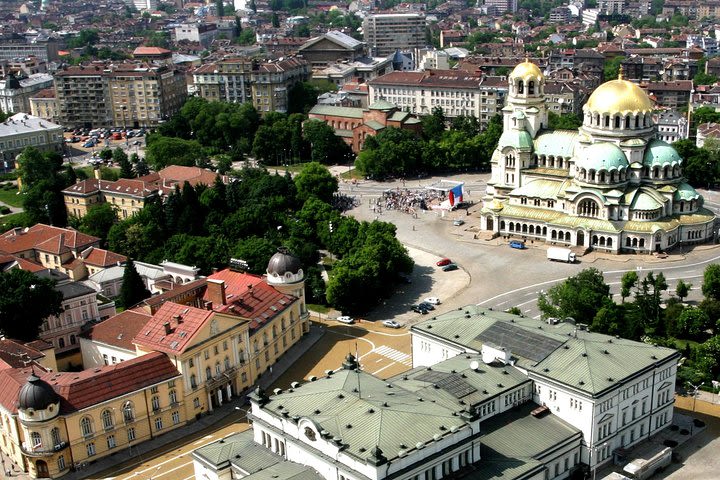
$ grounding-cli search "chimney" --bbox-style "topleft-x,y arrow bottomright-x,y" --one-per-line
93,166 -> 101,180
163,322 -> 172,335
207,279 -> 226,306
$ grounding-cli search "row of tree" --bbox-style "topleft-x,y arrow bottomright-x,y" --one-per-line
355,108 -> 503,180
536,265 -> 720,386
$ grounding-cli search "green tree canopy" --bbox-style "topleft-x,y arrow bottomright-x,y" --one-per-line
294,162 -> 338,204
145,135 -> 206,170
118,258 -> 151,308
703,264 -> 720,301
79,203 -> 117,247
0,269 -> 63,341
538,268 -> 611,322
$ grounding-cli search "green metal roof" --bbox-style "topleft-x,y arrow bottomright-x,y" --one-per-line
512,179 -> 567,199
499,129 -> 533,150
193,430 -> 283,471
643,139 -> 682,167
255,368 -> 470,463
365,120 -> 385,131
388,111 -> 410,122
368,99 -> 396,110
577,142 -> 628,171
308,105 -> 364,119
412,306 -> 679,397
631,191 -> 663,210
674,182 -> 700,201
533,130 -> 579,158
335,129 -> 354,138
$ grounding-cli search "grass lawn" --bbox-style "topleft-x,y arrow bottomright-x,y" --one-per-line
0,187 -> 24,208
307,304 -> 331,314
673,338 -> 700,351
0,211 -> 29,229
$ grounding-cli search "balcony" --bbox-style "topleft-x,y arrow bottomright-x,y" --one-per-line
21,441 -> 68,457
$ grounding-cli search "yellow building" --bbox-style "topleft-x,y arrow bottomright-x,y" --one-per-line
0,352 -> 182,479
82,248 -> 311,426
62,173 -> 160,220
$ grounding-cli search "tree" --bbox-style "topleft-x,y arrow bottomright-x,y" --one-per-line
294,162 -> 338,204
79,203 -> 117,246
620,271 -> 638,303
215,0 -> 225,16
0,269 -> 63,341
271,12 -> 280,27
302,120 -> 351,165
237,28 -> 256,45
675,307 -> 710,339
16,147 -> 68,226
145,135 -> 205,170
99,148 -> 113,161
676,279 -> 691,302
538,268 -> 611,322
422,107 -> 446,141
114,147 -> 134,178
548,111 -> 582,130
135,160 -> 150,177
703,264 -> 720,301
118,259 -> 151,308
604,56 -> 624,82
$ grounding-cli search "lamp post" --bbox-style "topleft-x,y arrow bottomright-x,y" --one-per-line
589,442 -> 608,480
687,381 -> 704,412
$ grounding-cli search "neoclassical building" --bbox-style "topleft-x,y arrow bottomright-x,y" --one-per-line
480,61 -> 716,253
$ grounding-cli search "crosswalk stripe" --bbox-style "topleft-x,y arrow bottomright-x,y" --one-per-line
372,346 -> 412,366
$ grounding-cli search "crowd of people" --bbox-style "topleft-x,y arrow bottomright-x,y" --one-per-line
374,188 -> 448,215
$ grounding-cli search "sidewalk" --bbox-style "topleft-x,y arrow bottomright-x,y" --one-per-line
2,325 -> 326,480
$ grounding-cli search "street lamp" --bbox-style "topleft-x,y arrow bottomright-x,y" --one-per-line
589,442 -> 608,480
687,381 -> 704,412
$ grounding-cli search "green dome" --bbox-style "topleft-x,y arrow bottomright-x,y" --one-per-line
368,99 -> 396,111
674,182 -> 700,201
576,142 -> 628,171
498,129 -> 533,150
643,139 -> 682,167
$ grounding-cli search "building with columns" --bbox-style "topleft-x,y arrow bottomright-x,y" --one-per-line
480,60 -> 716,254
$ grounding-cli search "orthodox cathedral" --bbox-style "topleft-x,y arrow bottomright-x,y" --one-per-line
480,61 -> 716,254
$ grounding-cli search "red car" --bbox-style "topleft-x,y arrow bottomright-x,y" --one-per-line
436,258 -> 452,267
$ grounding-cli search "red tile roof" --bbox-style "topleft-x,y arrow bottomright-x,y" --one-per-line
133,46 -> 172,56
0,253 -> 45,272
206,269 -> 296,332
83,309 -> 152,351
81,247 -> 127,268
0,339 -> 45,368
132,302 -> 215,354
63,174 -> 161,198
158,165 -> 225,192
141,278 -> 207,311
44,352 -> 180,413
0,224 -> 100,255
0,366 -> 34,412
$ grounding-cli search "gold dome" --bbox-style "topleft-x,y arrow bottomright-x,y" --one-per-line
510,60 -> 544,80
584,78 -> 654,114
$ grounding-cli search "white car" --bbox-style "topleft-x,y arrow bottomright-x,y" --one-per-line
382,320 -> 401,329
424,297 -> 441,305
337,316 -> 354,324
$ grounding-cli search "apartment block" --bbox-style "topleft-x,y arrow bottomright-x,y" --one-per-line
367,69 -> 507,127
55,63 -> 186,128
194,57 -> 309,113
363,13 -> 426,57
0,113 -> 63,170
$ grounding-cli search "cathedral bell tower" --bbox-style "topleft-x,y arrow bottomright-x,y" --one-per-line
503,59 -> 547,139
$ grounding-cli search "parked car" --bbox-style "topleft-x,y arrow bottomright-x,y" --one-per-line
442,263 -> 458,272
337,316 -> 354,324
436,258 -> 452,267
424,297 -> 441,305
410,305 -> 429,314
83,139 -> 97,148
112,132 -> 122,140
509,240 -> 526,249
453,219 -> 465,226
418,302 -> 435,311
382,320 -> 401,329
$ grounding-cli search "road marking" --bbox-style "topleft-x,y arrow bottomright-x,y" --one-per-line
372,362 -> 401,376
372,346 -> 412,366
153,460 -> 193,478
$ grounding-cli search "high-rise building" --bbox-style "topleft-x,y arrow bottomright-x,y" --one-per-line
483,0 -> 518,15
363,13 -> 426,58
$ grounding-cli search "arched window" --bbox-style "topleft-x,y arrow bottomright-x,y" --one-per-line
123,402 -> 134,423
58,338 -> 65,348
169,390 -> 177,405
517,80 -> 524,94
215,362 -> 221,376
205,367 -> 211,380
190,374 -> 197,388
101,409 -> 113,430
151,396 -> 160,411
224,356 -> 230,370
607,238 -> 613,247
80,417 -> 93,437
51,427 -> 61,447
31,431 -> 42,448
614,116 -> 620,128
578,199 -> 600,218
272,325 -> 277,339
70,335 -> 76,345
528,81 -> 535,95
604,116 -> 610,127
